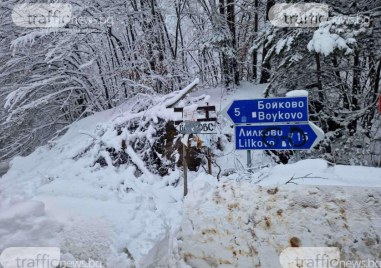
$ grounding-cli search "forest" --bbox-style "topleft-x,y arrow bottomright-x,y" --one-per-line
1,0 -> 380,166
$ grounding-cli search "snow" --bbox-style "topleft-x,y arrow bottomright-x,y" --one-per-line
164,78 -> 199,108
255,159 -> 381,187
1,82 -> 380,267
275,36 -> 294,54
307,25 -> 354,56
0,98 -> 184,267
189,81 -> 267,112
79,59 -> 95,70
176,173 -> 381,267
286,89 -> 308,97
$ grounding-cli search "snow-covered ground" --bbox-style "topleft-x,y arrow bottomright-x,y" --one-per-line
1,82 -> 380,268
176,174 -> 381,267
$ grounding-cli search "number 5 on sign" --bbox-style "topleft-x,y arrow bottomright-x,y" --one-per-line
234,108 -> 240,116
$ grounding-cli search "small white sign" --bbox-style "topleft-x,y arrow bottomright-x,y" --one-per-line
182,105 -> 199,121
176,121 -> 217,134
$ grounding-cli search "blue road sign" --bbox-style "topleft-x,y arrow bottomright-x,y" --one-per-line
227,97 -> 309,124
235,122 -> 324,150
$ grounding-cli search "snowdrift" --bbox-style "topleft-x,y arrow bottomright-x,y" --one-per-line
0,80 -> 205,267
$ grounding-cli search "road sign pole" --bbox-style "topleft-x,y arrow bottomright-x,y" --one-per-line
247,150 -> 252,170
182,138 -> 188,197
295,151 -> 301,162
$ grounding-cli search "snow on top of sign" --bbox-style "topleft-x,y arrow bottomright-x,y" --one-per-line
286,89 -> 308,97
183,104 -> 198,112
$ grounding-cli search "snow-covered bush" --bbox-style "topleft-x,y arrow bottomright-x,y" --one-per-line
69,79 -> 211,178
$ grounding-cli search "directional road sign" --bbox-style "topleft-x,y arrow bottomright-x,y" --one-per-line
235,122 -> 324,150
227,96 -> 308,124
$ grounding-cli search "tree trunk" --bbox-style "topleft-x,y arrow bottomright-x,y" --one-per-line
219,0 -> 229,88
227,0 -> 239,86
315,53 -> 324,102
260,0 -> 274,84
252,0 -> 259,81
348,51 -> 360,134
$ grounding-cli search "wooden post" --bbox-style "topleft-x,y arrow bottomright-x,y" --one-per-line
183,141 -> 188,196
207,147 -> 212,175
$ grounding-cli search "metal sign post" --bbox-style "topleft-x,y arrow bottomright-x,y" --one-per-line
247,150 -> 252,169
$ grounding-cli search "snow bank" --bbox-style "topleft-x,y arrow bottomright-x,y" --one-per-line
177,172 -> 381,267
0,93 -> 188,267
221,159 -> 381,188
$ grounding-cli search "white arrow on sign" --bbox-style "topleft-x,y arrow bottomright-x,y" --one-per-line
309,121 -> 325,148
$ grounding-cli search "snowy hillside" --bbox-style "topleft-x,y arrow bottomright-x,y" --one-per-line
1,82 -> 381,268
